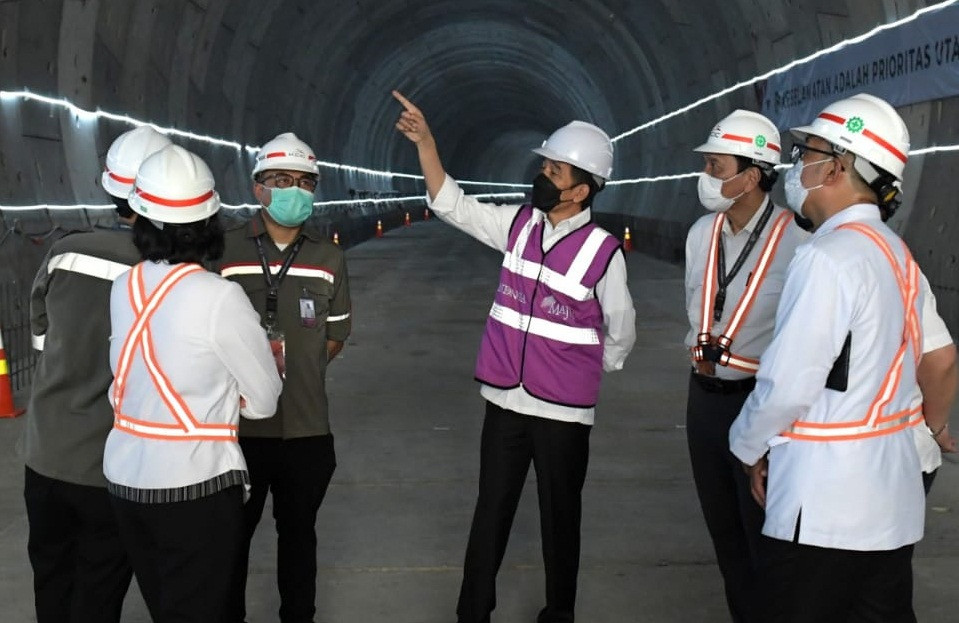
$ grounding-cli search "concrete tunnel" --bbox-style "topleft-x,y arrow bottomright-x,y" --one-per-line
2,0 -> 959,620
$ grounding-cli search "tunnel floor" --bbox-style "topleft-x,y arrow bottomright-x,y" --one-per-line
1,218 -> 957,622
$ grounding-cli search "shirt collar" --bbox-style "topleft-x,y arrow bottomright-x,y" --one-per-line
543,206 -> 592,234
722,195 -> 769,237
813,203 -> 882,238
245,212 -> 322,242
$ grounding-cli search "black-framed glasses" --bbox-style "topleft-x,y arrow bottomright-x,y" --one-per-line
790,143 -> 836,164
259,172 -> 318,191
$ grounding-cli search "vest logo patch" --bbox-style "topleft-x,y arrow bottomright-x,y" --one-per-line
497,283 -> 527,304
541,295 -> 571,321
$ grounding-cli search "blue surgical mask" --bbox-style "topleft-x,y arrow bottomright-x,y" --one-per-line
264,186 -> 314,227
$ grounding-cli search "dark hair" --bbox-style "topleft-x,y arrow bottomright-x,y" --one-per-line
133,215 -> 225,264
734,156 -> 779,192
569,165 -> 603,208
111,195 -> 134,219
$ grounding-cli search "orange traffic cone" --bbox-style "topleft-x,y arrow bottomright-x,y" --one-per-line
0,326 -> 25,419
424,208 -> 430,221
623,226 -> 633,252
375,219 -> 384,238
332,231 -> 340,245
404,212 -> 411,227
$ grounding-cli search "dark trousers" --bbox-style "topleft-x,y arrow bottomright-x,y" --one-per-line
457,401 -> 591,623
685,373 -> 765,623
23,466 -> 133,623
110,485 -> 244,623
758,536 -> 916,623
228,435 -> 336,623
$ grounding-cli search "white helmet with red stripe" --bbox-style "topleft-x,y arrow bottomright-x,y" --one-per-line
694,110 -> 782,166
251,132 -> 319,178
101,126 -> 172,199
128,145 -> 220,224
790,93 -> 909,181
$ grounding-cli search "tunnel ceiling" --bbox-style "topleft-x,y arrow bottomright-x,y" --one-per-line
0,0 -> 925,201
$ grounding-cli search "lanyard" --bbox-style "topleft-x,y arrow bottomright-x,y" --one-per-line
253,234 -> 305,328
713,199 -> 774,322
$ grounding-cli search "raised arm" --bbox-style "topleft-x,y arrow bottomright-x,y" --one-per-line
393,90 -> 446,201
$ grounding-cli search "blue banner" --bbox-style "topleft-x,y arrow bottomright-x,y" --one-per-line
759,4 -> 959,128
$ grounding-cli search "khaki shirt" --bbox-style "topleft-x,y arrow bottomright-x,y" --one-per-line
219,216 -> 351,438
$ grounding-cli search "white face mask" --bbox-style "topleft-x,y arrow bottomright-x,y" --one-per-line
783,158 -> 832,217
697,170 -> 745,213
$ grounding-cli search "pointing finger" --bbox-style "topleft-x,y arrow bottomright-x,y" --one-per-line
392,90 -> 421,114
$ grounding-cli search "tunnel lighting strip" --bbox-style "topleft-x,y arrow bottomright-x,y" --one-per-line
0,89 -> 528,188
3,139 -> 959,212
0,192 -> 526,213
610,0 -> 959,143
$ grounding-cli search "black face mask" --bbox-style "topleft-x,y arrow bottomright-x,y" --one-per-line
531,173 -> 566,212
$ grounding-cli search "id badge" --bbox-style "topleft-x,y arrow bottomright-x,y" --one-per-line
267,326 -> 286,380
299,296 -> 317,328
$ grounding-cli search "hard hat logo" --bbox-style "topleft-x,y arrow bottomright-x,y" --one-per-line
754,135 -> 767,148
846,117 -> 865,133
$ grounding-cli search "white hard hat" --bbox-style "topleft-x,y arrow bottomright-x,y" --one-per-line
693,109 -> 782,166
128,145 -> 220,224
101,126 -> 172,199
790,93 -> 909,181
251,132 -> 319,178
532,121 -> 614,183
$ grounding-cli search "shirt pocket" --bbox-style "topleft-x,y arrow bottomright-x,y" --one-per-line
293,277 -> 333,324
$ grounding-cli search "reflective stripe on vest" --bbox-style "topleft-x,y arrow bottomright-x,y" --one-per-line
489,302 -> 601,345
112,263 -> 238,441
48,252 -> 131,281
220,262 -> 335,284
783,223 -> 922,442
500,221 -> 610,302
692,210 -> 792,369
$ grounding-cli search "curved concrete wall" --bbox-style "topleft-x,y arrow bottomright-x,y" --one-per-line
0,0 -> 957,333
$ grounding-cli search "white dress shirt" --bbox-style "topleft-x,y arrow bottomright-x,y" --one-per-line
730,204 -> 925,551
427,174 -> 636,425
685,197 -> 808,380
914,275 -> 954,472
104,261 -> 282,492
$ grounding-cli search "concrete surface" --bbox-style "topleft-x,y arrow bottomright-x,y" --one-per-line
0,219 -> 957,622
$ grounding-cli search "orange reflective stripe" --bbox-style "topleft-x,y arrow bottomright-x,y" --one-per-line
694,209 -> 791,372
112,262 -> 236,441
718,211 -> 792,348
697,214 -> 725,346
784,223 -> 921,442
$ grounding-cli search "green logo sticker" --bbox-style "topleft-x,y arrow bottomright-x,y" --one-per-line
754,135 -> 767,147
846,117 -> 864,133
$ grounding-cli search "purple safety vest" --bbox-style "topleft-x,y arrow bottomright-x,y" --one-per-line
474,205 -> 622,408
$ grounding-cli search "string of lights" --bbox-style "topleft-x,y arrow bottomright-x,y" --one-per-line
1,0 -> 958,213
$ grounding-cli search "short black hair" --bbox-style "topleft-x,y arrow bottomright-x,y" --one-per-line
734,156 -> 779,192
133,215 -> 224,264
569,165 -> 604,208
111,195 -> 134,219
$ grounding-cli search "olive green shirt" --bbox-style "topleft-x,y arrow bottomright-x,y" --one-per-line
219,216 -> 351,438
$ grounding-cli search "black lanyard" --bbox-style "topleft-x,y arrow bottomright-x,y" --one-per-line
713,199 -> 774,322
253,234 -> 305,328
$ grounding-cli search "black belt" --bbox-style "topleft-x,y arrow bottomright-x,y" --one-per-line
691,370 -> 756,395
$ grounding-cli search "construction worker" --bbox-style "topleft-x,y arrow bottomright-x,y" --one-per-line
103,144 -> 281,623
220,132 -> 352,623
21,125 -> 169,623
684,110 -> 807,623
729,93 -> 948,621
393,90 -> 636,623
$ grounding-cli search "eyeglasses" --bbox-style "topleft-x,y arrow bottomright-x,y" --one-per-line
790,143 -> 836,164
259,172 -> 318,191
